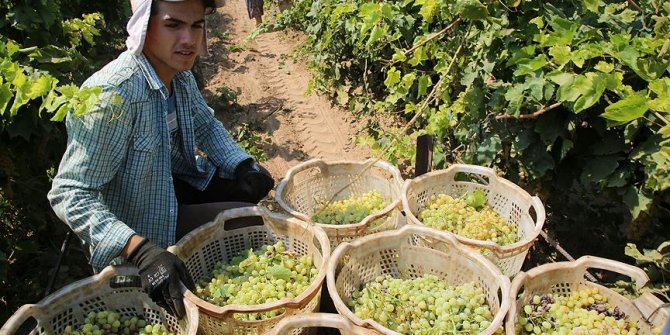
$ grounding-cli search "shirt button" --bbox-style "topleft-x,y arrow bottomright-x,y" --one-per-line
169,209 -> 175,214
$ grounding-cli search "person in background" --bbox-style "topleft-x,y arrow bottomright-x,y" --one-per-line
246,0 -> 263,26
48,0 -> 273,318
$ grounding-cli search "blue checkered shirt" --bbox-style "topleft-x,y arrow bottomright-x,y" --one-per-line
48,51 -> 251,271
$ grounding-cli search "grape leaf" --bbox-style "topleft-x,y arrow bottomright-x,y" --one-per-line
574,72 -> 607,113
455,0 -> 489,20
601,93 -> 648,123
465,190 -> 487,209
580,155 -> 619,183
269,265 -> 292,280
622,187 -> 653,220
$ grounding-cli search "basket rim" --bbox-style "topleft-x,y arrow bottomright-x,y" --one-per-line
505,255 -> 657,334
0,265 -> 198,335
266,313 -> 377,335
326,224 -> 511,335
275,158 -> 405,227
169,206 -> 331,320
401,164 -> 546,254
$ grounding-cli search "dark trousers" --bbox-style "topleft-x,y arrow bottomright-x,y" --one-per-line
173,175 -> 263,241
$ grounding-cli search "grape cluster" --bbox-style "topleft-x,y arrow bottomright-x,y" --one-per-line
515,287 -> 642,334
62,311 -> 174,335
347,274 -> 501,334
311,190 -> 388,226
418,193 -> 518,246
195,241 -> 317,320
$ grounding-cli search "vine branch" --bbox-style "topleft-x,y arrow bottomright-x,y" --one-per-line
384,19 -> 461,66
314,24 -> 472,215
495,102 -> 561,120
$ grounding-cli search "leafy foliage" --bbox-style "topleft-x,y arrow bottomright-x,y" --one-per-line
0,0 -> 130,323
276,0 -> 670,259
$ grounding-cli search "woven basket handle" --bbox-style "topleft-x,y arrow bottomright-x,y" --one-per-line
267,313 -> 377,335
282,159 -> 330,184
575,256 -> 649,290
0,266 -> 140,335
443,164 -> 499,187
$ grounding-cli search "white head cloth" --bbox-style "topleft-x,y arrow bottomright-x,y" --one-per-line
126,0 -> 219,56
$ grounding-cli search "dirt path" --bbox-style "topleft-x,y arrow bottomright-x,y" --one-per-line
200,0 -> 371,181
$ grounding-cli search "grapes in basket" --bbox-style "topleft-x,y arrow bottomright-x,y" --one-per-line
62,310 -> 174,335
194,241 -> 317,320
311,190 -> 388,225
418,190 -> 518,246
347,274 -> 502,334
515,287 -> 644,335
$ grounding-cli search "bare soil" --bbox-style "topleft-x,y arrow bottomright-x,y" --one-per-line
199,0 -> 371,183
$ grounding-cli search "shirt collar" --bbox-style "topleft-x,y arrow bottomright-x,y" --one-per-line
132,52 -> 191,99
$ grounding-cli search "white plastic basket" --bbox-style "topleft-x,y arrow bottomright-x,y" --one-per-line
168,206 -> 331,335
266,313 -> 378,335
275,158 -> 404,248
506,256 -> 670,335
402,164 -> 546,277
0,265 -> 198,335
327,224 -> 512,335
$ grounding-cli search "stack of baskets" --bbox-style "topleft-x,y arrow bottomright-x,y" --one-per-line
275,158 -> 404,248
506,256 -> 669,335
0,265 -> 198,335
402,164 -> 546,277
327,224 -> 512,335
167,206 -> 330,335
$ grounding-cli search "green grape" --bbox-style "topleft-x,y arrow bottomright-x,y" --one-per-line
418,193 -> 518,246
514,287 -> 640,335
62,310 -> 175,335
347,274 -> 501,334
195,241 -> 317,320
311,190 -> 389,226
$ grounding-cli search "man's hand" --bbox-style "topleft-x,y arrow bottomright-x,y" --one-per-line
127,239 -> 195,318
235,159 -> 274,203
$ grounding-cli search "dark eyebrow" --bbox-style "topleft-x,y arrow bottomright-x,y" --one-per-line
164,17 -> 206,25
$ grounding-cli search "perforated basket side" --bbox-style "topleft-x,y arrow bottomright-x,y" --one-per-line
275,159 -> 405,249
0,265 -> 198,335
505,256 -> 668,335
168,206 -> 331,335
327,224 -> 511,335
401,164 -> 546,276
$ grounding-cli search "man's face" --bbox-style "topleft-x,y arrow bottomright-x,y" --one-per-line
143,0 -> 205,84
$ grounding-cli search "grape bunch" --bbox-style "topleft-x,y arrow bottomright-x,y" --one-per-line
62,311 -> 174,335
347,274 -> 502,335
515,287 -> 642,334
195,241 -> 317,320
311,190 -> 388,226
418,191 -> 518,246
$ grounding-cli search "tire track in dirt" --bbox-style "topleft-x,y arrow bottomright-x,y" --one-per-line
202,0 -> 370,179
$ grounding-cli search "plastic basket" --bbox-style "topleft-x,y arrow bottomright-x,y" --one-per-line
0,265 -> 198,335
505,256 -> 670,335
327,224 -> 512,335
168,206 -> 331,335
275,158 -> 404,248
402,164 -> 546,277
267,313 -> 378,335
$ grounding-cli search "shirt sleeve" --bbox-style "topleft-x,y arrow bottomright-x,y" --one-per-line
47,88 -> 136,270
189,81 -> 251,179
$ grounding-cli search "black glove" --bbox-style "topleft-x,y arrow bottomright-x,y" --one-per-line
234,159 -> 274,203
127,239 -> 195,318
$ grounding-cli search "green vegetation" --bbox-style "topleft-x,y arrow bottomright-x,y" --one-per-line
275,0 -> 670,271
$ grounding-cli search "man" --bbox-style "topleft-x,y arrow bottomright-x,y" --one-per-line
48,0 -> 273,318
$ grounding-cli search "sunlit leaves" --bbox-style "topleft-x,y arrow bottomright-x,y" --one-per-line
601,94 -> 649,123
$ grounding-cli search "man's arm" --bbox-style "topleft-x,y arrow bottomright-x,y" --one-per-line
48,90 -> 136,271
186,77 -> 251,178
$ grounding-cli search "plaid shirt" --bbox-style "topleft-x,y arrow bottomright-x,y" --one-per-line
48,51 -> 250,271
